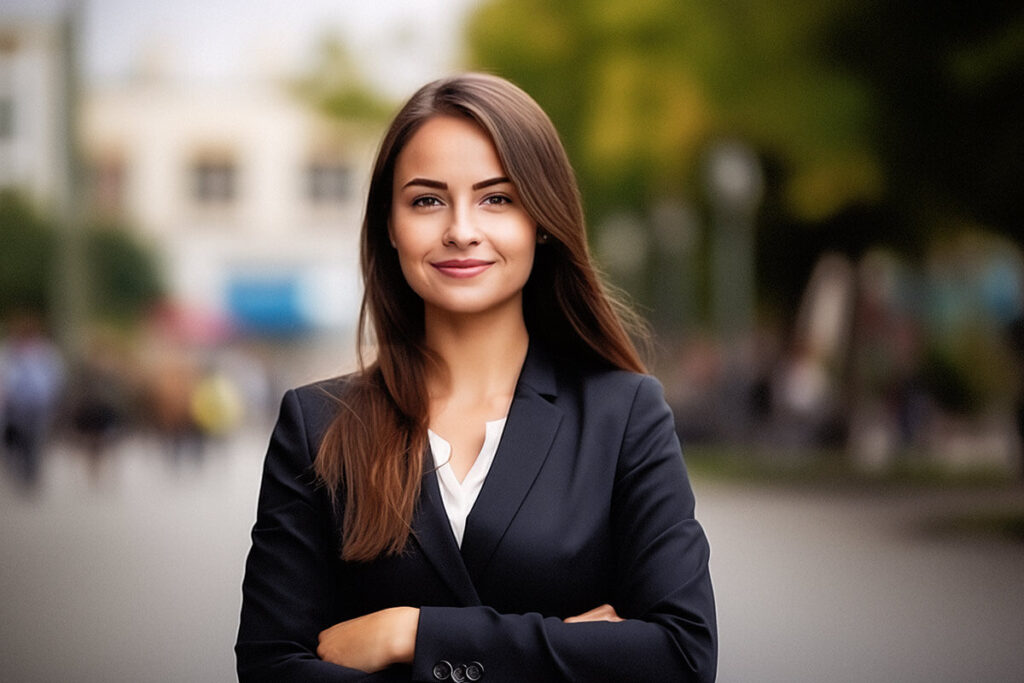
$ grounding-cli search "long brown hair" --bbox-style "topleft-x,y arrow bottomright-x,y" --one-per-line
316,73 -> 647,561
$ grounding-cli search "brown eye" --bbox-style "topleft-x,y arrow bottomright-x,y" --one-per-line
412,196 -> 443,208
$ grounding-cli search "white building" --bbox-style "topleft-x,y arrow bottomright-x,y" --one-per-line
0,14 -> 68,205
2,8 -> 376,340
81,68 -> 379,339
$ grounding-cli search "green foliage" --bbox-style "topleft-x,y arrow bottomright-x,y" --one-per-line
291,35 -> 395,124
465,0 -> 880,226
0,191 -> 164,328
85,222 -> 164,324
464,0 -> 1024,354
0,192 -> 56,318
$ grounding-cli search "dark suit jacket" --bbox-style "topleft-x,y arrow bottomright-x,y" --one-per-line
236,345 -> 717,682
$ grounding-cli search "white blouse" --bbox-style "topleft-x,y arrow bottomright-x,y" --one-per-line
427,417 -> 507,547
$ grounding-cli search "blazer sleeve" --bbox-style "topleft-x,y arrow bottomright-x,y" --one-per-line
235,389 -> 408,682
411,375 -> 717,683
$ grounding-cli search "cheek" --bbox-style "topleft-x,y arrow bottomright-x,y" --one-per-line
394,245 -> 427,293
389,231 -> 424,288
391,221 -> 426,264
508,229 -> 538,275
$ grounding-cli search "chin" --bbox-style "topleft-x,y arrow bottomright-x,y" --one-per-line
423,294 -> 524,319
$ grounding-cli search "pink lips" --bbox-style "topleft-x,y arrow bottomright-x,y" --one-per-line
431,259 -> 494,278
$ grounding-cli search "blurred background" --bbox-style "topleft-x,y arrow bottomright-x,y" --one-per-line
1,1 -> 1022,681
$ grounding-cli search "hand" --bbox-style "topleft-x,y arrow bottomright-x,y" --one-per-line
317,606 -> 419,672
564,603 -> 624,623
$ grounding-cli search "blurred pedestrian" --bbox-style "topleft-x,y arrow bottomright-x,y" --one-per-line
145,352 -> 203,464
0,314 -> 64,489
68,335 -> 131,482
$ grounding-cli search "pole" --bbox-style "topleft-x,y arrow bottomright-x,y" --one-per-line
52,0 -> 88,359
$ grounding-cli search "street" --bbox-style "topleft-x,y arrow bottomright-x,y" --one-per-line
1,431 -> 1022,682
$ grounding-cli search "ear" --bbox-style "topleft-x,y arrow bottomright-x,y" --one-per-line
536,228 -> 550,245
387,221 -> 397,249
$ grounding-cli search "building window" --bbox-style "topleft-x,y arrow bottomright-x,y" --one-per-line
307,162 -> 351,204
192,159 -> 236,204
0,96 -> 13,140
89,158 -> 125,215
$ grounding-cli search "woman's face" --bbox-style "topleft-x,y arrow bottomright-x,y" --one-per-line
390,115 -> 537,321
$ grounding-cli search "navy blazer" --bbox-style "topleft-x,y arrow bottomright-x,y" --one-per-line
236,345 -> 717,682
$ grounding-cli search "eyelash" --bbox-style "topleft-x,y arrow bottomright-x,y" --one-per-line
410,194 -> 512,208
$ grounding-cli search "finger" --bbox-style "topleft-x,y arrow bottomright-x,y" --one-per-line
564,604 -> 623,623
564,606 -> 600,623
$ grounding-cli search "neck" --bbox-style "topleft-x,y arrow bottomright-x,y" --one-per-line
423,302 -> 529,404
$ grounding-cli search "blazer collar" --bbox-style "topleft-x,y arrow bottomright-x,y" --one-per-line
514,342 -> 560,399
459,342 -> 564,585
411,342 -> 564,595
413,462 -> 483,606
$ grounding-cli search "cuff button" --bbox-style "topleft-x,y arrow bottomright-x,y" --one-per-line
466,661 -> 485,680
451,664 -> 467,683
432,660 -> 453,681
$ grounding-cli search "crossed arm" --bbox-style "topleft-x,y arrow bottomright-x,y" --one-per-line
316,603 -> 623,672
237,378 -> 716,682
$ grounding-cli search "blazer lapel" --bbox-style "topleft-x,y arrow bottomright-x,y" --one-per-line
459,344 -> 564,585
412,459 -> 482,606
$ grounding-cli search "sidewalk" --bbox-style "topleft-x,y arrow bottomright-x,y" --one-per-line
695,472 -> 1024,683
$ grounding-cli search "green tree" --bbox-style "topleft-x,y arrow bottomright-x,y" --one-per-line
465,0 -> 1023,322
465,0 -> 880,324
466,0 -> 878,225
85,222 -> 164,324
291,35 -> 396,125
0,191 -> 164,329
0,192 -> 57,318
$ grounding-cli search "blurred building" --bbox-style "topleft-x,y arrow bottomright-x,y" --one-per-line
2,9 -> 374,339
81,56 -> 375,338
0,14 -> 67,203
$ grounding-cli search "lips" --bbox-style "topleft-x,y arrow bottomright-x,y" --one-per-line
431,259 -> 494,278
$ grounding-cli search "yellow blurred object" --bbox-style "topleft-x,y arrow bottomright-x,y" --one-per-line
190,372 -> 245,436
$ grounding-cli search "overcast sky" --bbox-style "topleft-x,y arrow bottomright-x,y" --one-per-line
2,0 -> 480,97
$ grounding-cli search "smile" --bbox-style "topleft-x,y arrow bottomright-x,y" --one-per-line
431,259 -> 494,278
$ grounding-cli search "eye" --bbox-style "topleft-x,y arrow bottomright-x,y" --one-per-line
411,196 -> 443,208
482,194 -> 512,206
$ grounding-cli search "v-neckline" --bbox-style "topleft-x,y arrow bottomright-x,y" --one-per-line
428,417 -> 507,486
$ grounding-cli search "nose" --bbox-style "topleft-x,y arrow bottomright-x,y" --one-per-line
443,204 -> 481,248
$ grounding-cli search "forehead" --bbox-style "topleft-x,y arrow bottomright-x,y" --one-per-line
394,115 -> 505,181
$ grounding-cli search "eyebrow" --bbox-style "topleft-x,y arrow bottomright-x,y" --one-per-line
401,176 -> 512,191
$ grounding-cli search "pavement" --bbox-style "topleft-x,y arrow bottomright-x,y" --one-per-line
699,478 -> 1024,682
1,431 -> 1022,682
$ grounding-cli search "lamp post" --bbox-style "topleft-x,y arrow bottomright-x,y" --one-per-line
706,140 -> 763,344
706,140 -> 764,439
53,0 -> 87,359
650,198 -> 699,336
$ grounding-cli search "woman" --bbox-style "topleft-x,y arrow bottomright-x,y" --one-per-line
236,73 -> 716,682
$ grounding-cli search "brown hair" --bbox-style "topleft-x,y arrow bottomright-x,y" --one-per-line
316,73 -> 647,561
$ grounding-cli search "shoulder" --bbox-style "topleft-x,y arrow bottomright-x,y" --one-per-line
545,356 -> 671,436
559,358 -> 665,408
563,367 -> 685,484
277,374 -> 355,448
290,375 -> 352,411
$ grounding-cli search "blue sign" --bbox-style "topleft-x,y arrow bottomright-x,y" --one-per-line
227,274 -> 310,335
